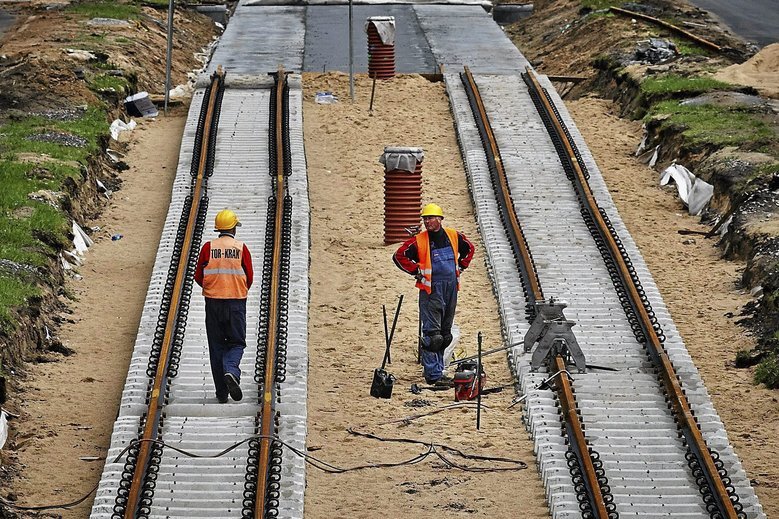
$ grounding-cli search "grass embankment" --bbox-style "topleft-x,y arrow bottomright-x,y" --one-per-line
0,107 -> 108,330
0,0 -> 150,333
637,72 -> 779,384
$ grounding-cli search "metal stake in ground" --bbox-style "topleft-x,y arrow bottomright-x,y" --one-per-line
477,332 -> 482,430
369,74 -> 377,114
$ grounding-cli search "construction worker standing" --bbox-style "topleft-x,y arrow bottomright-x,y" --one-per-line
194,209 -> 254,403
393,203 -> 475,384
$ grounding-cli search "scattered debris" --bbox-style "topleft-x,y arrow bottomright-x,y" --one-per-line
28,189 -> 66,208
315,91 -> 338,104
124,91 -> 158,118
632,38 -> 677,64
404,398 -> 433,408
64,48 -> 97,61
111,234 -> 123,241
26,131 -> 87,148
86,17 -> 131,28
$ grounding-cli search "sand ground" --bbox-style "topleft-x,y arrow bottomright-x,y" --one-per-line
5,75 -> 777,518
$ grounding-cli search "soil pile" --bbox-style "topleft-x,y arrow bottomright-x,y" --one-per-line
716,43 -> 779,98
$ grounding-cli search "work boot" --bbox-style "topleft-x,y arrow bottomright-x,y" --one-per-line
216,393 -> 228,404
224,373 -> 243,401
434,374 -> 454,387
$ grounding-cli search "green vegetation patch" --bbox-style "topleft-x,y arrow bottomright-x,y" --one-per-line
0,106 -> 108,163
581,0 -> 614,10
0,276 -> 39,332
0,106 -> 108,328
88,73 -> 129,94
65,0 -> 141,20
640,74 -> 732,96
672,40 -> 712,57
646,101 -> 776,148
755,353 -> 779,389
0,162 -> 70,265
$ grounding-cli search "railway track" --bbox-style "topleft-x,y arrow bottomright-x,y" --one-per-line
448,68 -> 764,518
91,70 -> 309,519
83,3 -> 765,518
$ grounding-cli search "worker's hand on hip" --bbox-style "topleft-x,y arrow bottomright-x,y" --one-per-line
414,269 -> 423,282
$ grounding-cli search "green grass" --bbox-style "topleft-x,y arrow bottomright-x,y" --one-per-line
0,275 -> 39,331
755,353 -> 779,389
581,0 -> 613,9
89,73 -> 129,94
672,40 -> 712,57
645,101 -> 776,147
0,106 -> 109,327
0,106 -> 108,163
65,0 -> 141,20
140,0 -> 171,7
640,74 -> 732,96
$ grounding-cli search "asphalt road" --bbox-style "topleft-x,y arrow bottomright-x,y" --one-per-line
688,0 -> 778,47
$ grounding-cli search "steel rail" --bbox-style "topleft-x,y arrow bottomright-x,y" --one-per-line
523,66 -> 739,519
552,356 -> 610,519
123,69 -> 224,519
461,66 -> 543,306
253,68 -> 288,519
460,67 -> 611,519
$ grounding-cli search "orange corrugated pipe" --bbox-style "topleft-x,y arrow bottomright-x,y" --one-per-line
367,23 -> 395,79
382,150 -> 422,244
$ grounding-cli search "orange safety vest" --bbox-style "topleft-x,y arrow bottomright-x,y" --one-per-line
202,235 -> 248,299
415,228 -> 460,294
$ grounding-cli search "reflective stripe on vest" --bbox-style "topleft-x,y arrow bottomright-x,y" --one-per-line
202,235 -> 248,299
415,228 -> 460,294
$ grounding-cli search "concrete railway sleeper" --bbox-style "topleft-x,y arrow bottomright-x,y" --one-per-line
112,69 -> 226,519
522,67 -> 744,519
459,66 -> 616,519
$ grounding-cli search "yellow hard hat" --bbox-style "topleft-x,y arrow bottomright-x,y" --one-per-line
214,209 -> 241,231
421,203 -> 444,218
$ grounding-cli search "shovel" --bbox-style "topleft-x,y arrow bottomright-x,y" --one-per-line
370,295 -> 403,399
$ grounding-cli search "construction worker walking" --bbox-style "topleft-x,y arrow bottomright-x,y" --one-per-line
195,209 -> 254,403
393,203 -> 475,384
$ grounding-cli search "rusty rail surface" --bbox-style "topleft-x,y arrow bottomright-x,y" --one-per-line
122,69 -> 225,519
252,67 -> 290,519
460,66 -> 612,518
523,66 -> 739,519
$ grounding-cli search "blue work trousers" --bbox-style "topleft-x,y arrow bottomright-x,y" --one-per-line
419,279 -> 458,381
205,298 -> 247,400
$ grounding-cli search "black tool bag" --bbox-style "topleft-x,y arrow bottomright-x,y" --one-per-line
370,368 -> 395,399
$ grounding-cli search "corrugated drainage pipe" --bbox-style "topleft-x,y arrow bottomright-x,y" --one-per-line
367,17 -> 395,79
380,147 -> 423,244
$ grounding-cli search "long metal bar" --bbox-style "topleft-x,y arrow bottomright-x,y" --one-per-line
462,66 -> 610,518
124,70 -> 222,519
524,66 -> 738,519
254,68 -> 287,519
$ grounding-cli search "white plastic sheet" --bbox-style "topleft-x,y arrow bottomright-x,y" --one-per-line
0,411 -> 7,451
659,163 -> 714,216
109,118 -> 137,140
72,220 -> 94,255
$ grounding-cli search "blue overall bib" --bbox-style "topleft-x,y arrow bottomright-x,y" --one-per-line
419,239 -> 458,382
